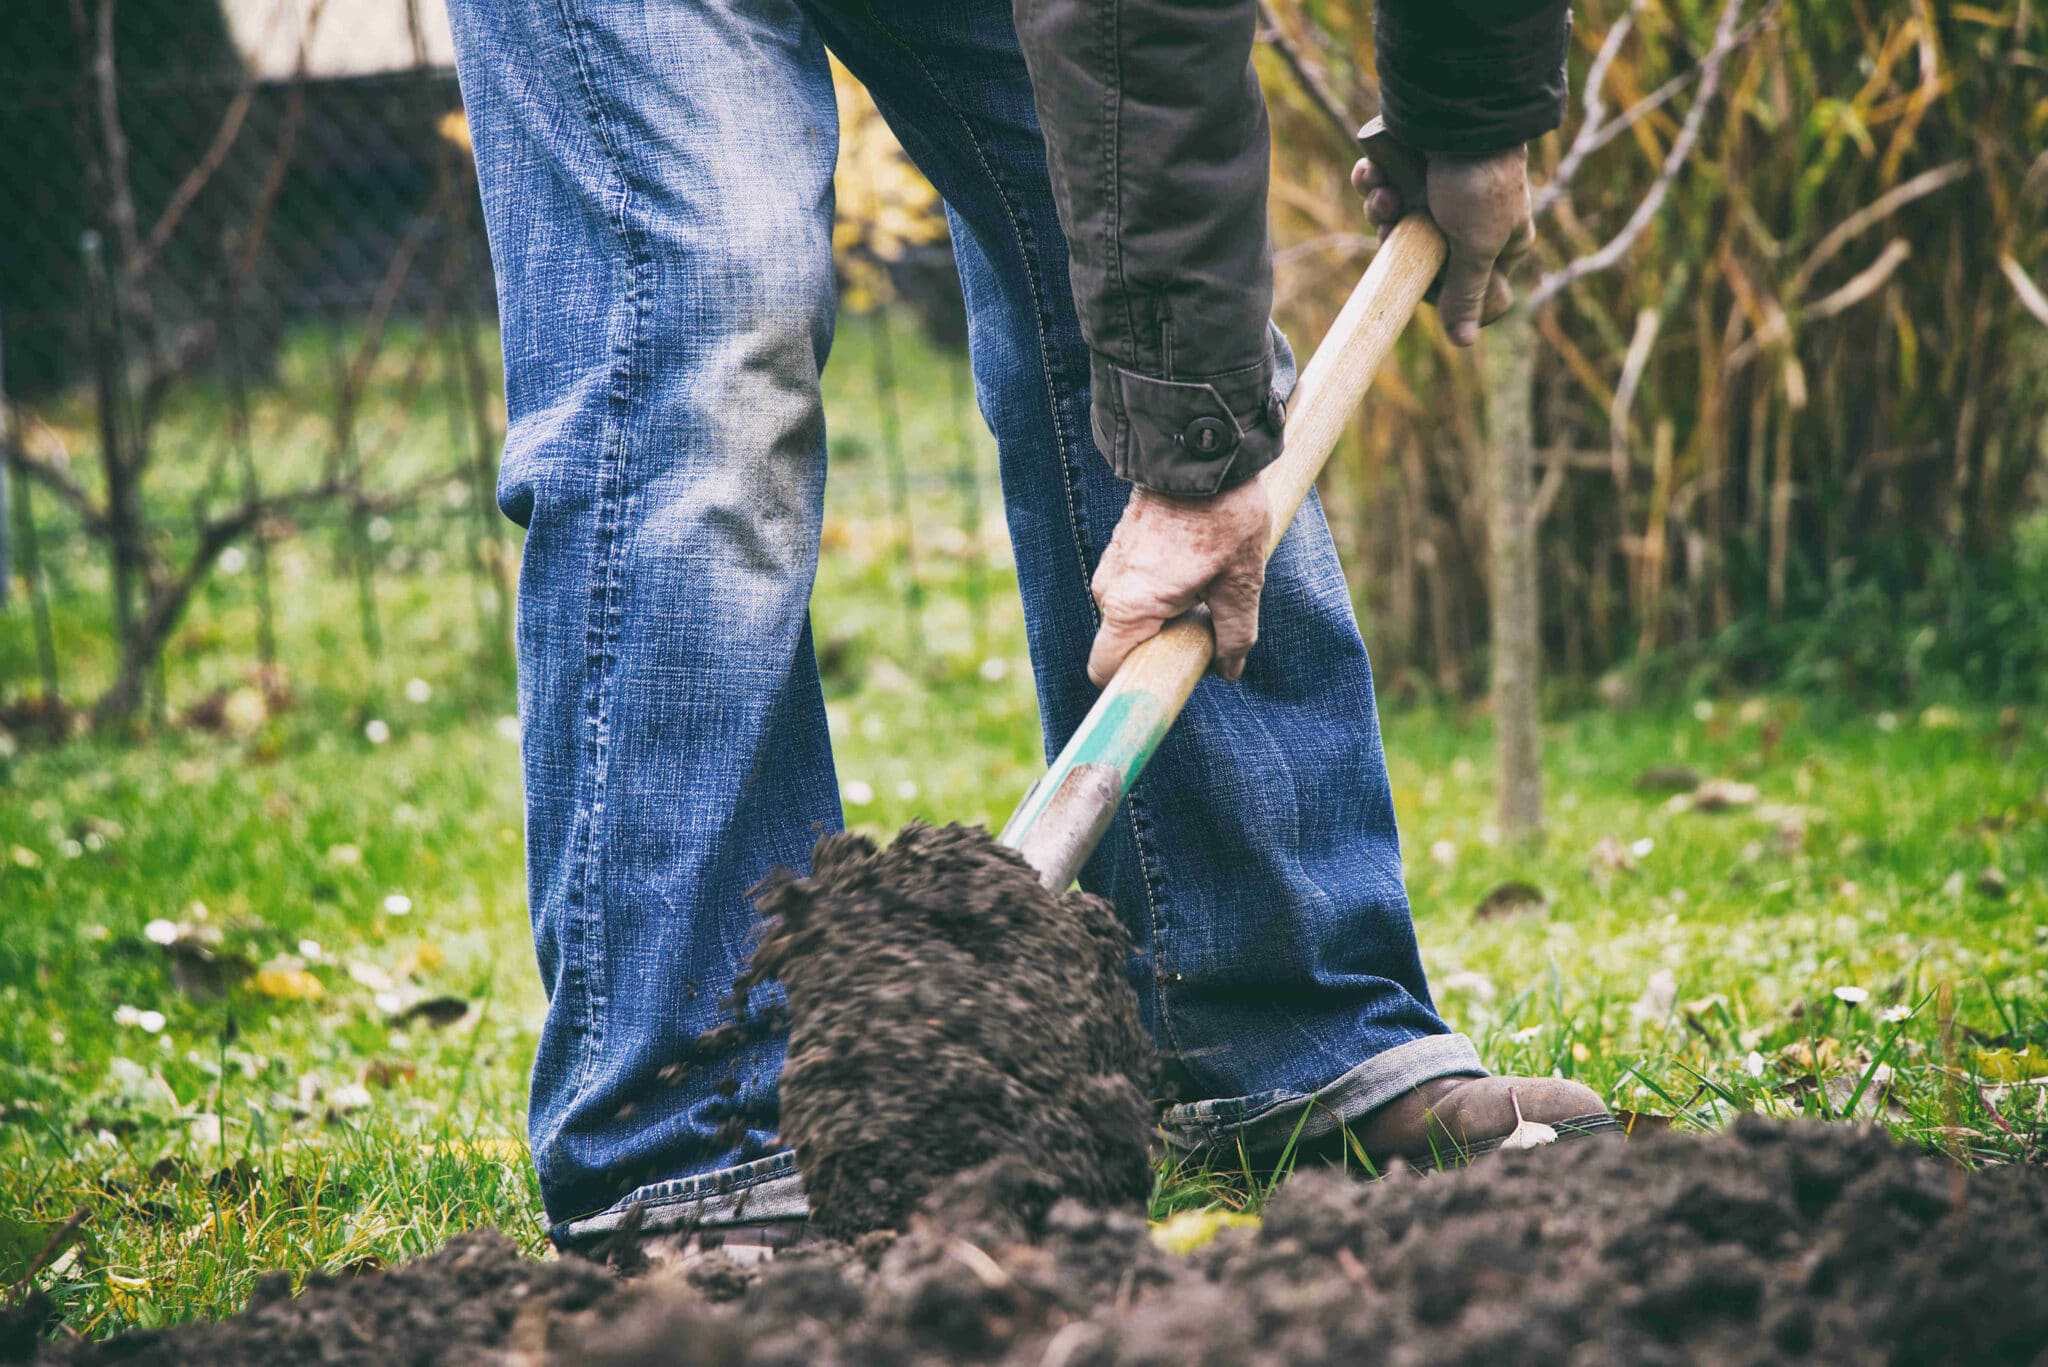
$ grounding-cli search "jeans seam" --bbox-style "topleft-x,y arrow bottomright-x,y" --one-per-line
549,0 -> 649,1107
847,3 -> 1096,607
1122,790 -> 1187,1062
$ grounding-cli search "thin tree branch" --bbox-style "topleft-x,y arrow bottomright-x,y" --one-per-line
1533,8 -> 1637,218
6,1208 -> 88,1304
1528,0 -> 1748,311
1536,3 -> 1781,220
1787,160 -> 1969,297
1608,305 -> 1664,493
5,443 -> 107,537
1804,238 -> 1911,321
2002,253 -> 2048,326
1254,0 -> 1365,149
128,0 -> 296,281
130,88 -> 256,283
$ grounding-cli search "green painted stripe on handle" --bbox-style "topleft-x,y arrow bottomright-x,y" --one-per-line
997,686 -> 1170,850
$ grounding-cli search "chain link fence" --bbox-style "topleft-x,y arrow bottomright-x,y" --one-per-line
1,0 -> 516,734
2,0 -> 1009,742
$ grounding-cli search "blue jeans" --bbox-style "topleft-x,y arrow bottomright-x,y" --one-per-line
446,0 -> 1481,1243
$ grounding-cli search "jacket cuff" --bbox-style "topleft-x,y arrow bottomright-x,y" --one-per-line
1090,325 -> 1299,496
1375,0 -> 1572,156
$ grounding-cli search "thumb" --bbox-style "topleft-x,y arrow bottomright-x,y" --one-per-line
1437,239 -> 1500,347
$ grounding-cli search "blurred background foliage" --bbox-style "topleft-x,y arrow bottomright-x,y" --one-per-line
1258,0 -> 2048,705
810,0 -> 2048,707
2,0 -> 2046,740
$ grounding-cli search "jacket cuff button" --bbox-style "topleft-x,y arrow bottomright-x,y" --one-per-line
1182,416 -> 1235,457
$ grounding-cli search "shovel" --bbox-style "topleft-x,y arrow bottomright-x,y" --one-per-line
998,119 -> 1445,889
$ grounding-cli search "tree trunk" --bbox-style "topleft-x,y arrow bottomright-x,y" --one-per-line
1484,305 -> 1543,843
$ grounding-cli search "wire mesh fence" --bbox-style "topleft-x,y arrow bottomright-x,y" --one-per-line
2,0 -> 1004,742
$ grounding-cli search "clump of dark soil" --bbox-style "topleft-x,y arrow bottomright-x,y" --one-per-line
744,823 -> 1156,1237
36,1118 -> 2048,1365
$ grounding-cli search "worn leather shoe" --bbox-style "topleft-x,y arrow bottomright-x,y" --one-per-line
1338,1075 -> 1620,1168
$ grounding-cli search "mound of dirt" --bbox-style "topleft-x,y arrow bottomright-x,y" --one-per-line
744,823 -> 1157,1237
35,1118 -> 2048,1365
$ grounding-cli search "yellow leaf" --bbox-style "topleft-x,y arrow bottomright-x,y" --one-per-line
1149,1208 -> 1259,1256
397,942 -> 446,977
105,1271 -> 153,1318
436,110 -> 471,153
1978,1046 -> 2048,1083
251,967 -> 324,1001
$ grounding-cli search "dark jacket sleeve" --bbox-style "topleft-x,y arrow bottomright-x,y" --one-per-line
1375,0 -> 1573,156
1012,0 -> 1291,496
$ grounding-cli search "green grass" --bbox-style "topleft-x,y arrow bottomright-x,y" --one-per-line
4,313 -> 2047,1336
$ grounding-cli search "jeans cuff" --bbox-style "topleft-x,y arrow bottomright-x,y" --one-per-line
1157,1033 -> 1488,1155
550,1151 -> 809,1245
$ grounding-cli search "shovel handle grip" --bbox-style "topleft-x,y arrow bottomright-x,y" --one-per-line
999,210 -> 1449,889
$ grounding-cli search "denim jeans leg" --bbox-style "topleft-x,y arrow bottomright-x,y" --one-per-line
814,0 -> 1484,1156
445,0 -> 838,1236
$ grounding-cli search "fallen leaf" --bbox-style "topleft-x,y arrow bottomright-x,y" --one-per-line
1149,1208 -> 1260,1255
1821,1065 -> 1896,1119
1499,1089 -> 1559,1150
1688,778 -> 1760,812
1475,881 -> 1548,920
325,1082 -> 373,1118
105,1270 -> 155,1318
396,942 -> 445,977
362,1060 -> 417,1089
1977,1046 -> 2048,1083
1591,836 -> 1637,874
251,966 -> 324,1002
346,960 -> 396,993
1630,969 -> 1678,1024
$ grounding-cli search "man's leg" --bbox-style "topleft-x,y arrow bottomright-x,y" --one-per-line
445,0 -> 838,1238
802,1 -> 1486,1154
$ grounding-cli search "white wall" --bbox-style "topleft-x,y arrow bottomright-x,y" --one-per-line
218,0 -> 457,79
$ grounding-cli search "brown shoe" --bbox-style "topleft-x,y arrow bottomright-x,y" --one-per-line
1337,1075 -> 1620,1169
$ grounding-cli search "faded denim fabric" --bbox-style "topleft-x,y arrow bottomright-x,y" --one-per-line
444,0 -> 1482,1243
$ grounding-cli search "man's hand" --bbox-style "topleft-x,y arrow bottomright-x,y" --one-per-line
1088,472 -> 1272,686
1352,145 -> 1534,346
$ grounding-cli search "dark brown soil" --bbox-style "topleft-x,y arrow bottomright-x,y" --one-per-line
744,823 -> 1157,1237
36,1119 -> 2048,1365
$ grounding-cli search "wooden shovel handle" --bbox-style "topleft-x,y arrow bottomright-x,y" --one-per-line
999,212 -> 1449,889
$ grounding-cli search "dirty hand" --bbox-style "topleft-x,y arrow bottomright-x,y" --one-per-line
1352,145 -> 1534,346
1088,472 -> 1271,686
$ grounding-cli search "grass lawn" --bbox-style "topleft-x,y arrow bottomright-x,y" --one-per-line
4,316 -> 2046,1337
